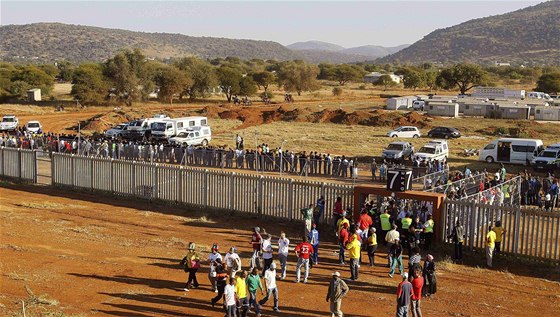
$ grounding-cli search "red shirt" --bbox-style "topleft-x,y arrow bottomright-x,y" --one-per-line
411,276 -> 424,300
358,213 -> 373,231
251,233 -> 262,251
294,242 -> 314,259
334,201 -> 343,215
339,228 -> 349,244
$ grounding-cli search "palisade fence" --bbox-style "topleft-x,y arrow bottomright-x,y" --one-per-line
51,153 -> 354,223
444,200 -> 560,262
0,147 -> 38,183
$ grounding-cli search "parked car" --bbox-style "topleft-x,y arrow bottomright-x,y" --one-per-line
387,126 -> 421,138
0,115 -> 19,132
24,121 -> 42,134
427,127 -> 461,139
169,126 -> 212,146
412,140 -> 449,162
382,142 -> 414,163
412,100 -> 425,111
532,144 -> 560,170
104,123 -> 129,138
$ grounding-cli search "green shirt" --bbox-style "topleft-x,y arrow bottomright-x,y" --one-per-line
246,273 -> 263,293
301,207 -> 314,221
380,213 -> 391,231
401,217 -> 412,230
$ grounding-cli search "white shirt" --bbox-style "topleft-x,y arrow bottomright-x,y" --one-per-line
224,252 -> 240,268
224,284 -> 236,306
264,269 -> 277,289
262,239 -> 273,259
278,238 -> 290,256
208,252 -> 222,268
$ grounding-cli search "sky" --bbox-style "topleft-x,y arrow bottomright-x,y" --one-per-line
0,1 -> 541,48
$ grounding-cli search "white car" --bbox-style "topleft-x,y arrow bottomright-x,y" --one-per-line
25,121 -> 42,134
169,126 -> 212,147
0,115 -> 19,131
413,140 -> 449,162
104,123 -> 129,138
387,126 -> 421,138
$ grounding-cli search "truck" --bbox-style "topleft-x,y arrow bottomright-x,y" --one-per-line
381,141 -> 414,163
532,143 -> 560,170
0,115 -> 19,132
169,126 -> 212,147
412,140 -> 449,162
125,114 -> 169,140
150,116 -> 208,141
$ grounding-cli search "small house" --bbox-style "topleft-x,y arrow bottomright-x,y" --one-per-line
386,96 -> 416,110
27,88 -> 41,102
463,102 -> 499,117
534,106 -> 560,121
363,72 -> 402,84
426,101 -> 459,118
497,105 -> 530,120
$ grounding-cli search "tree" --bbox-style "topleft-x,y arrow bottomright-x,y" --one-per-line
424,71 -> 438,91
215,66 -> 243,102
71,63 -> 109,105
56,61 -> 75,82
436,63 -> 488,95
8,80 -> 31,99
251,71 -> 275,92
333,64 -> 364,86
155,65 -> 193,104
318,63 -> 336,80
374,74 -> 397,91
400,68 -> 425,91
277,61 -> 320,96
11,66 -> 54,95
104,49 -> 152,106
174,57 -> 217,100
239,76 -> 258,97
535,72 -> 560,94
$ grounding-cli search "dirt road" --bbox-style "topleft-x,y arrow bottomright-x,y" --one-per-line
0,184 -> 559,316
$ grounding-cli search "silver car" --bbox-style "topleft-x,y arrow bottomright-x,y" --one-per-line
104,123 -> 129,138
382,142 -> 414,163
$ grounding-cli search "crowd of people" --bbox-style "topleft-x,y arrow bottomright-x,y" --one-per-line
179,194 -> 438,317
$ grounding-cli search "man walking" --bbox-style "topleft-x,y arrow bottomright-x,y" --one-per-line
486,225 -> 496,267
261,234 -> 274,275
345,234 -> 361,281
247,267 -> 264,317
207,243 -> 223,293
259,262 -> 280,312
396,272 -> 413,317
235,271 -> 249,317
223,277 -> 237,317
310,223 -> 320,265
411,268 -> 424,317
250,227 -> 263,270
294,236 -> 314,283
449,220 -> 465,261
301,203 -> 314,237
224,247 -> 242,279
277,232 -> 289,280
326,272 -> 349,317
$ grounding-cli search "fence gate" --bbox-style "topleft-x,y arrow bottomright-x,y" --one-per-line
0,147 -> 37,183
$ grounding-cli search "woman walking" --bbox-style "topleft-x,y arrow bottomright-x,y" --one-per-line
180,242 -> 201,291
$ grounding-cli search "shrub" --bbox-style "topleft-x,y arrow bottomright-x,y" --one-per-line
358,84 -> 367,90
332,87 -> 343,96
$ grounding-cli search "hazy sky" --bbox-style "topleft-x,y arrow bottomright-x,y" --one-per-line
1,1 -> 540,47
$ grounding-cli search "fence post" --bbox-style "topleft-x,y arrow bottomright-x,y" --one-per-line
154,164 -> 159,200
17,149 -> 22,179
441,200 -> 448,243
512,206 -> 521,255
257,176 -> 264,217
110,159 -> 115,194
469,200 -> 477,251
177,167 -> 182,203
0,147 -> 4,177
51,153 -> 55,186
204,169 -> 209,208
229,172 -> 235,211
132,161 -> 136,197
90,158 -> 94,191
33,150 -> 38,183
288,179 -> 294,221
70,154 -> 75,187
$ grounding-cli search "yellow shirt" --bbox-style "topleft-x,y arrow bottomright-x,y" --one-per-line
380,213 -> 391,231
345,237 -> 361,259
401,217 -> 412,230
493,227 -> 504,243
235,277 -> 247,298
486,230 -> 496,248
337,218 -> 350,233
368,233 -> 377,246
424,219 -> 434,233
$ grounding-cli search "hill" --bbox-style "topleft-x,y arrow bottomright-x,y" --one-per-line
379,1 -> 560,65
0,23 -> 300,63
286,40 -> 345,52
342,44 -> 410,58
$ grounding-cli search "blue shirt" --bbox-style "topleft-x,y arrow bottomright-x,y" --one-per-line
309,229 -> 319,246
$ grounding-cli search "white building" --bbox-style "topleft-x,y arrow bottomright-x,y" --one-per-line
472,87 -> 525,99
27,88 -> 41,102
363,72 -> 403,84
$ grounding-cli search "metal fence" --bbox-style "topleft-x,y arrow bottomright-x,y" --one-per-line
426,173 -> 487,195
444,199 -> 560,262
51,153 -> 354,223
412,168 -> 449,190
465,176 -> 522,206
0,147 -> 37,183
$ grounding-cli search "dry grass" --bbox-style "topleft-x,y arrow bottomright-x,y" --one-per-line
15,202 -> 67,210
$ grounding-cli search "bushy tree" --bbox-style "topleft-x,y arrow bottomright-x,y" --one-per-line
436,63 -> 487,95
103,49 -> 153,106
155,65 -> 193,104
535,72 -> 560,94
239,76 -> 258,96
374,74 -> 397,91
11,66 -> 54,96
277,60 -> 319,96
174,57 -> 217,100
251,71 -> 275,92
71,63 -> 109,105
215,66 -> 243,102
318,63 -> 336,80
333,64 -> 364,86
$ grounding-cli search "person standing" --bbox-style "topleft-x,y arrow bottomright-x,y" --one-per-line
411,269 -> 424,317
422,255 -> 437,297
389,239 -> 403,278
224,247 -> 242,279
247,267 -> 264,317
345,234 -> 361,281
259,262 -> 280,312
333,197 -> 344,227
371,159 -> 377,181
277,232 -> 290,280
380,210 -> 392,246
367,227 -> 378,266
326,272 -> 349,317
250,227 -> 263,270
207,243 -> 223,293
449,220 -> 465,261
211,259 -> 228,307
223,277 -> 238,317
396,272 -> 413,317
180,242 -> 200,291
310,223 -> 320,265
301,204 -> 314,237
423,215 -> 434,251
235,270 -> 249,317
493,220 -> 506,255
385,224 -> 400,267
294,236 -> 314,283
486,225 -> 496,267
315,196 -> 325,225
261,234 -> 274,275
338,222 -> 350,265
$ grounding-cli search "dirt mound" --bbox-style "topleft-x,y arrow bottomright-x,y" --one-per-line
397,111 -> 432,128
80,111 -> 132,132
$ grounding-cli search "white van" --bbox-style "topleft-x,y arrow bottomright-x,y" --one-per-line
169,126 -> 212,147
532,143 -> 560,170
412,140 -> 448,162
151,116 -> 208,140
479,138 -> 544,165
527,92 -> 553,102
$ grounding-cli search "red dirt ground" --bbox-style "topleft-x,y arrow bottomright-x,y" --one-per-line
0,184 -> 559,317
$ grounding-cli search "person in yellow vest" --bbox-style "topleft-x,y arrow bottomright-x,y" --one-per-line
401,214 -> 413,231
423,215 -> 435,251
345,234 -> 362,280
401,214 -> 413,254
493,220 -> 506,256
486,225 -> 496,267
380,210 -> 392,246
337,212 -> 350,235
